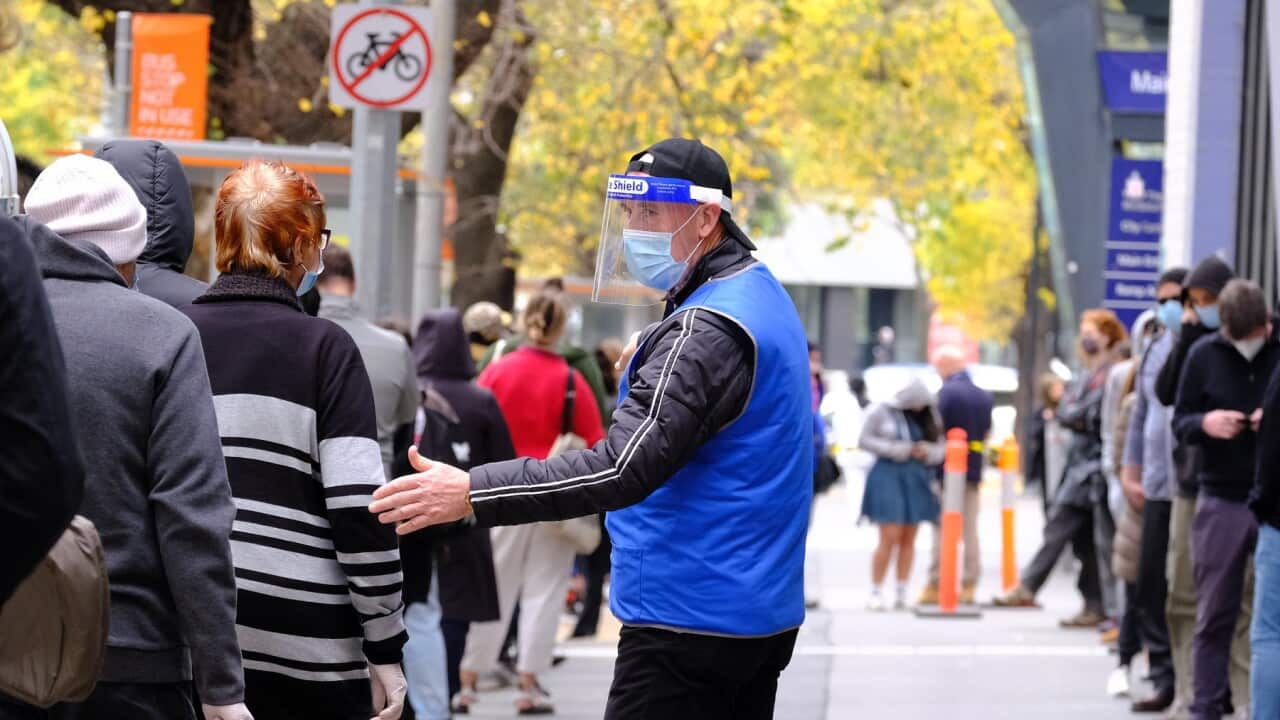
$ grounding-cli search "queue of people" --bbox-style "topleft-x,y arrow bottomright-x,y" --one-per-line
3,137 -> 817,719
996,259 -> 1280,720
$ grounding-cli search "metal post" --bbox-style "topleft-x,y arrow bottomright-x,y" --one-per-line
411,0 -> 455,321
347,0 -> 403,321
350,106 -> 401,321
112,12 -> 133,136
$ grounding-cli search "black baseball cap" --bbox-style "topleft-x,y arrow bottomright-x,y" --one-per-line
626,138 -> 756,251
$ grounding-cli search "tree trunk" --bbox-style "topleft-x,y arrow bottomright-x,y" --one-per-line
447,0 -> 535,311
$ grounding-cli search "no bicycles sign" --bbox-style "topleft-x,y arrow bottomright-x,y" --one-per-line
329,5 -> 434,111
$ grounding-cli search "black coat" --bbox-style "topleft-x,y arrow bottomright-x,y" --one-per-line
937,370 -> 993,485
1173,332 -> 1280,502
0,216 -> 84,604
412,309 -> 515,622
95,139 -> 207,307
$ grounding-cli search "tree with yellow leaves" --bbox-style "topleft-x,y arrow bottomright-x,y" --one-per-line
503,0 -> 1034,341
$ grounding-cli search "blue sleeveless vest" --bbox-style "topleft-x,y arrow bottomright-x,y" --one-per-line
607,262 -> 812,636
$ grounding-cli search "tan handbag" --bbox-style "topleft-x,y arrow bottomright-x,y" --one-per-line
0,516 -> 109,708
548,368 -> 602,555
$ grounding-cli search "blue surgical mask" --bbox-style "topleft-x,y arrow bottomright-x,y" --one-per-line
296,254 -> 324,296
1195,303 -> 1220,330
1157,299 -> 1183,329
622,211 -> 702,291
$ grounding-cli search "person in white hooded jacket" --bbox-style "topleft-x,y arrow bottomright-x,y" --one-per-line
857,378 -> 945,610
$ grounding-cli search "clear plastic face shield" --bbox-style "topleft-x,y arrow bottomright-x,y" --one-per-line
592,173 -> 728,306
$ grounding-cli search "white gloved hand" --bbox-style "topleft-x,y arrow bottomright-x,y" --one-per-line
369,662 -> 407,720
202,703 -> 254,720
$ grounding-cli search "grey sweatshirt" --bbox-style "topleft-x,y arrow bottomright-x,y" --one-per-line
22,218 -> 244,704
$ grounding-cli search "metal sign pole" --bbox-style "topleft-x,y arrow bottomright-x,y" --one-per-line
348,0 -> 402,321
112,12 -> 132,136
350,106 -> 401,321
411,0 -> 454,321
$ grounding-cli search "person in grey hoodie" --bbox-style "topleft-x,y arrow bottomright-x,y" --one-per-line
19,154 -> 249,720
94,139 -> 207,307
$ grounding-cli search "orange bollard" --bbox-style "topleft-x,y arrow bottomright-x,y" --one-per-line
916,429 -> 981,619
999,437 -> 1021,593
937,429 -> 967,614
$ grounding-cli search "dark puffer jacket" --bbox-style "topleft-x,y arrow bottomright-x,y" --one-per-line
95,139 -> 206,306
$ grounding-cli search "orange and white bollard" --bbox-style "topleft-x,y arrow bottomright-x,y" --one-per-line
916,428 -> 981,618
999,436 -> 1021,593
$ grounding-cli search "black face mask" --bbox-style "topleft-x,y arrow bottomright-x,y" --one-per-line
1080,337 -> 1101,356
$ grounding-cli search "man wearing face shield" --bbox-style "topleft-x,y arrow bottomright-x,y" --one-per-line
370,139 -> 812,717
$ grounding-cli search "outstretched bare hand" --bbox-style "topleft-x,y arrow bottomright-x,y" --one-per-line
368,446 -> 472,535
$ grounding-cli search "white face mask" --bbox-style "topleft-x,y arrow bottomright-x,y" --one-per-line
1233,336 -> 1266,361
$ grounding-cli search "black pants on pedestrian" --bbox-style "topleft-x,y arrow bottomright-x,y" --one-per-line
604,626 -> 798,720
1022,502 -> 1104,613
1119,581 -> 1143,666
441,617 -> 470,699
574,519 -> 612,638
0,683 -> 196,720
1135,499 -> 1174,695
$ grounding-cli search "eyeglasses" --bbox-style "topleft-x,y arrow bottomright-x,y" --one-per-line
319,228 -> 331,250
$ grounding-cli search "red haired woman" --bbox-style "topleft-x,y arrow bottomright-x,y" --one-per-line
995,310 -> 1129,629
181,161 -> 408,720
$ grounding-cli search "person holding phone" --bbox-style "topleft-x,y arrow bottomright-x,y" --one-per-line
1171,279 -> 1278,720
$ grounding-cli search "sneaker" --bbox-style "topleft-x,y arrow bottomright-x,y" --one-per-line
893,592 -> 907,611
867,593 -> 886,612
1106,665 -> 1130,698
1059,609 -> 1107,628
991,585 -> 1036,607
916,585 -> 939,605
451,690 -> 477,715
1100,626 -> 1120,645
516,687 -> 555,716
959,583 -> 977,605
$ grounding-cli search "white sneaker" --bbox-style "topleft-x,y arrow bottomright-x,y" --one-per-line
1106,665 -> 1130,698
866,593 -> 886,612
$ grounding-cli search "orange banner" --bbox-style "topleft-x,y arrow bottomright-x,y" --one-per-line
129,14 -> 211,140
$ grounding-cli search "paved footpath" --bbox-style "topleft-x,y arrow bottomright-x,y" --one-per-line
464,471 -> 1149,719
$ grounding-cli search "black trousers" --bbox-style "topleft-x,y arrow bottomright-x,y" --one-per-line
605,626 -> 798,720
1119,581 -> 1143,665
0,683 -> 196,720
1022,502 -> 1104,614
441,617 -> 470,699
1136,499 -> 1175,694
574,519 -> 612,638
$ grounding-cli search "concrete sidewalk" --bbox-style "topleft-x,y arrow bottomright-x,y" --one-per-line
461,478 -> 1148,719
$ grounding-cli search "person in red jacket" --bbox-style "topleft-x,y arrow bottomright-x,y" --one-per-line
457,291 -> 605,715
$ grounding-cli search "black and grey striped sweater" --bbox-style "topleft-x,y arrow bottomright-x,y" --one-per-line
182,273 -> 406,703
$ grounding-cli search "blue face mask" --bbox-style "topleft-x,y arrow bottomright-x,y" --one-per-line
622,211 -> 702,291
1157,299 -> 1183,329
296,254 -> 324,296
1195,303 -> 1221,330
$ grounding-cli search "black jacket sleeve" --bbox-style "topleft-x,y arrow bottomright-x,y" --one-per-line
0,218 -> 85,604
1157,323 -> 1208,407
468,308 -> 755,526
1171,342 -> 1210,445
1252,365 -> 1280,525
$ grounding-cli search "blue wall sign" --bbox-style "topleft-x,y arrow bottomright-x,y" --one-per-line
1098,51 -> 1167,114
1104,157 -> 1164,329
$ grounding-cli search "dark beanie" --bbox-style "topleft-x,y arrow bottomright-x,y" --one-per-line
1184,256 -> 1234,296
1159,267 -> 1189,286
